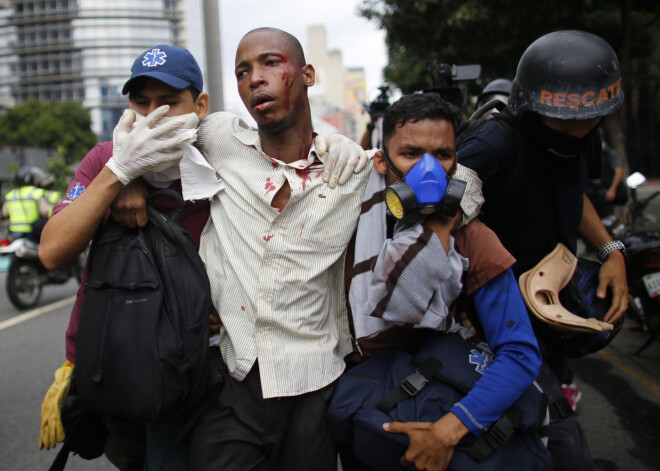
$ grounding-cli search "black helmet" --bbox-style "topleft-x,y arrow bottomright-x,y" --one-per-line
509,30 -> 623,119
477,78 -> 512,107
14,166 -> 35,186
31,167 -> 55,189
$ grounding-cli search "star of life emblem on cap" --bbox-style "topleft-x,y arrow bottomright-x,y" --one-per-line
142,48 -> 167,67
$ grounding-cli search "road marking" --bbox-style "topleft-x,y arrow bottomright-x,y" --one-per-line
0,296 -> 76,332
598,349 -> 660,399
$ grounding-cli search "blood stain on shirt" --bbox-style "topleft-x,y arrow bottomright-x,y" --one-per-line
299,213 -> 309,238
296,168 -> 312,191
265,178 -> 277,195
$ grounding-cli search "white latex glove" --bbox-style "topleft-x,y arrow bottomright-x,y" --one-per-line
316,134 -> 371,188
133,111 -> 199,173
106,106 -> 198,185
453,163 -> 485,228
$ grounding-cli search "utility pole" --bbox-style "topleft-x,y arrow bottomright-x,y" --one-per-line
203,0 -> 224,112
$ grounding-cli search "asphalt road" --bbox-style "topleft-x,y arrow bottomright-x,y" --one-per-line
571,323 -> 660,470
0,274 -> 115,470
1,187 -> 660,471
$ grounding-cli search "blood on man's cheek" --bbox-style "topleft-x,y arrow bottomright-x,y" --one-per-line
278,56 -> 296,111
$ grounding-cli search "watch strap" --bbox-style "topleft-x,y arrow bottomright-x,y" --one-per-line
598,240 -> 626,262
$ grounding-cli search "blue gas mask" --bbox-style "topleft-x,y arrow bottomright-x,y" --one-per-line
384,153 -> 466,221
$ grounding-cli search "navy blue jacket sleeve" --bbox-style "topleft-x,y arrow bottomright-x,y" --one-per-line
450,268 -> 541,435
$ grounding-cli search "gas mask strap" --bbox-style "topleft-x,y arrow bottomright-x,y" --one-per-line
382,147 -> 405,180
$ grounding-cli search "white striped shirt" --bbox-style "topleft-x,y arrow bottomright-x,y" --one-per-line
197,112 -> 371,398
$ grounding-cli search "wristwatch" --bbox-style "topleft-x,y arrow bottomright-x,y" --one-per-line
597,240 -> 626,262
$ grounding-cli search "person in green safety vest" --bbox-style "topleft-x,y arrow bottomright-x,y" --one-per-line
33,168 -> 62,218
44,190 -> 62,218
1,166 -> 51,242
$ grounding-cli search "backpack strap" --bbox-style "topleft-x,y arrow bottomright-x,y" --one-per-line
48,407 -> 96,471
376,356 -> 442,413
376,355 -> 535,464
466,407 -> 523,462
147,188 -> 185,221
548,397 -> 574,422
469,99 -> 507,120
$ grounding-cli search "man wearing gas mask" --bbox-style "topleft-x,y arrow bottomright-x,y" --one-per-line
342,92 -> 542,470
457,31 -> 627,471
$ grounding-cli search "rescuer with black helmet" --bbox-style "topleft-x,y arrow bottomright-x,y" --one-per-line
457,30 -> 627,471
14,166 -> 36,187
508,30 -> 623,120
476,78 -> 512,109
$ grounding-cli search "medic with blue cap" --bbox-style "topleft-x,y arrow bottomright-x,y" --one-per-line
122,44 -> 204,97
37,44 -> 212,471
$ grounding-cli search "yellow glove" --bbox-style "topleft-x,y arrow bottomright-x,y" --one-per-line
39,360 -> 73,450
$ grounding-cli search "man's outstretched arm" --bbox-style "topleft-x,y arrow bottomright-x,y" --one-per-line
41,106 -> 196,269
39,167 -> 124,270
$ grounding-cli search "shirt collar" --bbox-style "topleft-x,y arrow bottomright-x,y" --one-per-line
233,127 -> 323,169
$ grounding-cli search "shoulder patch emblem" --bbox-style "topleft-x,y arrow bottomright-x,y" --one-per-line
67,182 -> 85,200
469,349 -> 493,375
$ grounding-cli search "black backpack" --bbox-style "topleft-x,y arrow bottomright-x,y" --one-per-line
75,189 -> 213,423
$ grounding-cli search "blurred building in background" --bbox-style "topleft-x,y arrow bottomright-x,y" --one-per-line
0,0 -> 214,142
307,25 -> 369,141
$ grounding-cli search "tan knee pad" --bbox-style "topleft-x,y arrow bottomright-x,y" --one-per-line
519,243 -> 613,333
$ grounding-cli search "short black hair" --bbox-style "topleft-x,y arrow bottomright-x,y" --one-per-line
242,27 -> 306,66
382,93 -> 460,149
127,77 -> 201,103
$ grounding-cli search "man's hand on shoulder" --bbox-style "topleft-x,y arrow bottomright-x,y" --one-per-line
315,134 -> 373,188
384,412 -> 468,471
110,180 -> 149,228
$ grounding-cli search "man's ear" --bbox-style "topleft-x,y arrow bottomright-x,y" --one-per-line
374,151 -> 388,176
194,92 -> 210,120
302,64 -> 315,87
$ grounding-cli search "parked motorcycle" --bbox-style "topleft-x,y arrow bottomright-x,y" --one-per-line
0,236 -> 86,310
604,172 -> 660,355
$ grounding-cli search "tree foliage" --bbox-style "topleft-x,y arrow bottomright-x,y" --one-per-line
359,0 -> 660,173
358,0 -> 658,95
0,100 -> 97,164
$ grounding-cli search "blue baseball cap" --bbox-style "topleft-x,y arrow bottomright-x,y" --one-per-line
122,44 -> 203,95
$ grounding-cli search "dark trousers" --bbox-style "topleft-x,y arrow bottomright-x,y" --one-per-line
188,357 -> 337,471
537,362 -> 594,471
104,414 -> 190,471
